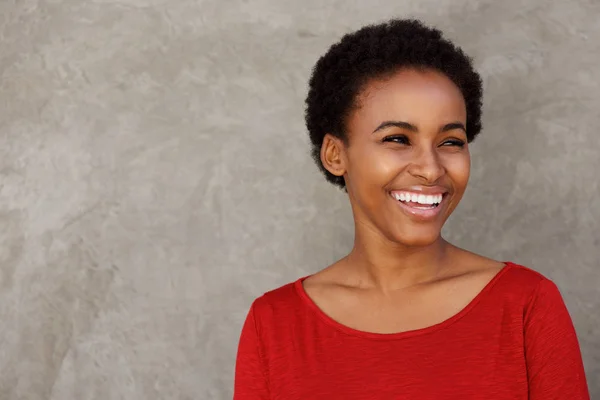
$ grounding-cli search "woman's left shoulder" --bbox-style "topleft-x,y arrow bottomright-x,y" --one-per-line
486,261 -> 568,309
455,249 -> 556,299
500,261 -> 554,287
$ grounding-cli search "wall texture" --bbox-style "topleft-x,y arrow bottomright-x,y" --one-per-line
0,0 -> 598,398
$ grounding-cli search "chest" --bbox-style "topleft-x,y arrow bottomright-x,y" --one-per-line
268,332 -> 528,400
262,297 -> 529,400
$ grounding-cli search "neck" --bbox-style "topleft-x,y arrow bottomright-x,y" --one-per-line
344,221 -> 452,292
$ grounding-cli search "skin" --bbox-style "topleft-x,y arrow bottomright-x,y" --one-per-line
303,68 -> 505,334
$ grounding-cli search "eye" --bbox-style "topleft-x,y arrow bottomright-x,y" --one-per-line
440,139 -> 466,148
382,135 -> 410,145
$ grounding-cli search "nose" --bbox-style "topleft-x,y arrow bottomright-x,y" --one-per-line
407,146 -> 445,183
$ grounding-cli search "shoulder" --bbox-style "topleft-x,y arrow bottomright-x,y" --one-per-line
249,277 -> 306,326
441,248 -> 555,305
502,262 -> 553,288
497,262 -> 564,307
445,248 -> 550,297
504,265 -> 578,348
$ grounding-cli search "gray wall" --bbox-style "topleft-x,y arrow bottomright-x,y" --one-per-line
0,0 -> 598,399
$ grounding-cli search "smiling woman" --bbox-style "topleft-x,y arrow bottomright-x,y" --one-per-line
327,68 -> 471,247
233,19 -> 590,399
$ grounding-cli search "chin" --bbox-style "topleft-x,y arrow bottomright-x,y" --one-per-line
392,227 -> 442,248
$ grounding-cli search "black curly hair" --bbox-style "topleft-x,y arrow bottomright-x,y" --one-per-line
305,19 -> 483,189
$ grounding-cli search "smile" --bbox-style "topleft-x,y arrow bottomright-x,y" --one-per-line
389,190 -> 448,220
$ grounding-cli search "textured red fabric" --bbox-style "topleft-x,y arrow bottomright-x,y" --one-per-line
234,262 -> 590,399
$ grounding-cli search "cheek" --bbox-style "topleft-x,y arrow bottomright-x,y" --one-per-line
348,145 -> 401,186
442,152 -> 470,188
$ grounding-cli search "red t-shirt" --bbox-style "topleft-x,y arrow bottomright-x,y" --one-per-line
234,262 -> 590,399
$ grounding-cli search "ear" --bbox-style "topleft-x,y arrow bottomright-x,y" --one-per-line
320,133 -> 347,178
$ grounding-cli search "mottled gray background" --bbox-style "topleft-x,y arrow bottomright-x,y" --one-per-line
0,0 -> 598,399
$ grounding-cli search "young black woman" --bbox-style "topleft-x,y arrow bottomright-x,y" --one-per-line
234,18 -> 590,400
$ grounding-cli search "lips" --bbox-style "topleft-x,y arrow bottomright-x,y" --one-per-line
389,188 -> 449,221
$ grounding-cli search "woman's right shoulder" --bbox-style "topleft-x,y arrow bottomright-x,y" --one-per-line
248,276 -> 308,320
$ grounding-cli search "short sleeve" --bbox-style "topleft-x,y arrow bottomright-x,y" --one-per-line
234,301 -> 270,400
524,278 -> 590,399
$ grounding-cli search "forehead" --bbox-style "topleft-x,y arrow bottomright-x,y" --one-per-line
349,68 -> 467,130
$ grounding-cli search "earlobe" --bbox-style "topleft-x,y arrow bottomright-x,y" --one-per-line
320,134 -> 347,178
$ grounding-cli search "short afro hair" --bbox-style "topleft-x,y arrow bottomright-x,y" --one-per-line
304,19 -> 483,189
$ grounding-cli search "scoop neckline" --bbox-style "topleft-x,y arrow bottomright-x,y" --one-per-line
294,261 -> 514,340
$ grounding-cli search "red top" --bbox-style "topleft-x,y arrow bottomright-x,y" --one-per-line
234,262 -> 590,399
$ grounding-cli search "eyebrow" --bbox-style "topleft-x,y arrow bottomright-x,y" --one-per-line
372,120 -> 466,134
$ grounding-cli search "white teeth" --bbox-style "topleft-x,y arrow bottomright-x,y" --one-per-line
392,192 -> 444,205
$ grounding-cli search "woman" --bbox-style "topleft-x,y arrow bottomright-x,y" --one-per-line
234,19 -> 590,399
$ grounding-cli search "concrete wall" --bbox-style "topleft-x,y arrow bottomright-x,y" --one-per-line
0,0 -> 598,398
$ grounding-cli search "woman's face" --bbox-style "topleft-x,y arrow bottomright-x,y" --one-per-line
327,68 -> 470,247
